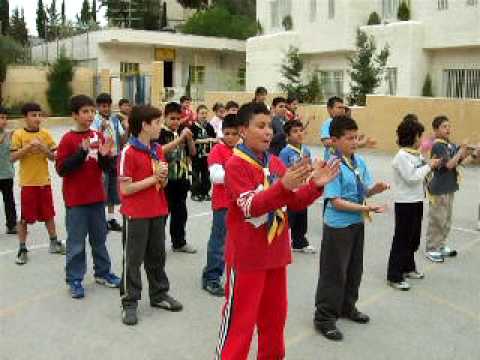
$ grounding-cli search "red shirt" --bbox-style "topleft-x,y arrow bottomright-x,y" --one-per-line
224,153 -> 323,271
208,142 -> 234,211
119,144 -> 169,219
56,130 -> 107,207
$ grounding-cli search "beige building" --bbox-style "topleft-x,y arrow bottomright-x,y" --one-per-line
31,28 -> 246,103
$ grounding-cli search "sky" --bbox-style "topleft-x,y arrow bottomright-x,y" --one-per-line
9,0 -> 106,36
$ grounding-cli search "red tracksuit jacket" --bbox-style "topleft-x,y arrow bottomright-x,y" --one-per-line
224,154 -> 323,271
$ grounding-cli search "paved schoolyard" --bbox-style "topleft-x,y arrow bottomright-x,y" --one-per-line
0,126 -> 479,360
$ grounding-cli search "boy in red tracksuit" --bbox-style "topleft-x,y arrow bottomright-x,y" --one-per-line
215,102 -> 340,360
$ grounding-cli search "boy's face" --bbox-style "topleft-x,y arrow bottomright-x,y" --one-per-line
97,102 -> 111,118
197,108 -> 208,122
273,102 -> 287,118
120,103 -> 131,115
241,113 -> 273,154
226,107 -> 239,115
165,111 -> 181,131
25,111 -> 43,129
332,129 -> 358,156
434,121 -> 450,140
287,126 -> 304,146
328,101 -> 346,118
181,100 -> 191,111
223,127 -> 240,148
144,117 -> 162,140
256,94 -> 267,103
0,114 -> 7,130
288,100 -> 299,112
216,107 -> 226,119
74,105 -> 96,128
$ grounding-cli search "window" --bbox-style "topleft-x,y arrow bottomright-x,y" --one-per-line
385,68 -> 398,96
270,0 -> 291,28
328,0 -> 335,19
237,67 -> 246,87
309,0 -> 317,22
382,0 -> 399,19
320,70 -> 344,100
467,0 -> 478,6
189,65 -> 205,84
443,69 -> 480,99
120,62 -> 139,75
438,0 -> 448,10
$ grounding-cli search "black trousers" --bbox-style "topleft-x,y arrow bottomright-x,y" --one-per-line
191,156 -> 211,197
387,202 -> 423,282
288,209 -> 309,249
165,179 -> 190,249
0,178 -> 17,229
314,223 -> 364,326
120,216 -> 170,307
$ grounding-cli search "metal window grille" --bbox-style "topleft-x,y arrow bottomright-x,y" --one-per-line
443,69 -> 480,99
189,66 -> 206,84
382,0 -> 400,19
438,0 -> 448,10
385,67 -> 398,95
320,70 -> 344,100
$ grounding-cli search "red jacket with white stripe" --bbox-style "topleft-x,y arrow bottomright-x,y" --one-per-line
224,154 -> 323,271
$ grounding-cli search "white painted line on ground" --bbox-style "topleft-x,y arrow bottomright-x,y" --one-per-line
452,226 -> 480,235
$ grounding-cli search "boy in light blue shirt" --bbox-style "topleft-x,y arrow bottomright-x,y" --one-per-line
320,97 -> 346,160
279,120 -> 315,253
314,115 -> 389,342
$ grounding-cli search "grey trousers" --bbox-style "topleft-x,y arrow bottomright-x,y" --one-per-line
426,193 -> 454,252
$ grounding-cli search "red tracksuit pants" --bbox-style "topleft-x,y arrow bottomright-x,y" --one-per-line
215,266 -> 288,360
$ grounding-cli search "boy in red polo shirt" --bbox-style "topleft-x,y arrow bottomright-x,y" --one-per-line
215,103 -> 340,359
56,95 -> 121,299
201,114 -> 240,296
119,105 -> 183,326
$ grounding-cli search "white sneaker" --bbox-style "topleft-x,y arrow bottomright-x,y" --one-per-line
404,271 -> 425,280
388,281 -> 411,291
440,246 -> 457,257
293,245 -> 317,254
425,251 -> 444,263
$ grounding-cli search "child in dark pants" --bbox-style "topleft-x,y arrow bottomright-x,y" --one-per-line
157,102 -> 197,254
388,115 -> 441,290
279,119 -> 316,254
314,116 -> 389,341
118,105 -> 182,326
191,105 -> 217,202
0,107 -> 17,234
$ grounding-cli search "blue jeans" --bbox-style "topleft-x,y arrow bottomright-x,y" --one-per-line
202,209 -> 227,286
65,202 -> 112,283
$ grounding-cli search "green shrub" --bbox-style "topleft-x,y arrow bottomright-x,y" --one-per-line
367,12 -> 381,25
282,15 -> 293,31
397,1 -> 410,21
422,73 -> 433,97
46,52 -> 73,116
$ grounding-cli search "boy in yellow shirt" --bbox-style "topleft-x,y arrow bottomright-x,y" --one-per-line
11,103 -> 65,265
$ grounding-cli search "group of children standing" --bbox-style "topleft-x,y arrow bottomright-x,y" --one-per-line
0,87 -> 472,358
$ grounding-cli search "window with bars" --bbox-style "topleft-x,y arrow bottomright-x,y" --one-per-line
320,70 -> 344,100
385,68 -> 398,96
309,0 -> 317,22
120,62 -> 140,75
189,66 -> 205,84
466,0 -> 478,6
328,0 -> 335,18
382,0 -> 400,19
237,67 -> 246,87
438,0 -> 448,10
443,69 -> 480,99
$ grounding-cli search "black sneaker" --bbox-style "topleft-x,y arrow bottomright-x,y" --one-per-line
191,194 -> 203,202
346,310 -> 370,324
107,219 -> 122,232
151,293 -> 183,312
203,194 -> 212,201
15,248 -> 28,265
315,322 -> 343,341
203,282 -> 225,297
122,307 -> 138,326
6,226 -> 17,235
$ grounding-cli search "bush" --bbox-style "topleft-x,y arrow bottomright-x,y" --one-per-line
181,5 -> 257,40
47,52 -> 73,116
422,74 -> 433,97
304,71 -> 323,104
282,15 -> 293,31
397,1 -> 410,21
367,12 -> 381,25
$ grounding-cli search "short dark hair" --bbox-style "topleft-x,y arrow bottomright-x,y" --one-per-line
180,95 -> 191,104
272,97 -> 287,108
96,93 -> 112,105
237,102 -> 270,127
212,102 -> 225,112
196,104 -> 208,113
327,96 -> 344,109
284,119 -> 304,136
118,98 -> 130,107
225,101 -> 239,110
286,96 -> 298,105
330,115 -> 358,138
70,95 -> 95,114
129,105 -> 162,137
396,114 -> 424,147
21,102 -> 42,116
0,106 -> 8,115
255,86 -> 268,96
222,114 -> 238,130
164,102 -> 182,116
432,115 -> 449,129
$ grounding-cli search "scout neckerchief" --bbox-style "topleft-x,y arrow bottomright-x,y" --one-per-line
129,137 -> 163,191
286,144 -> 304,157
401,147 -> 433,203
233,143 -> 286,244
162,125 -> 189,180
